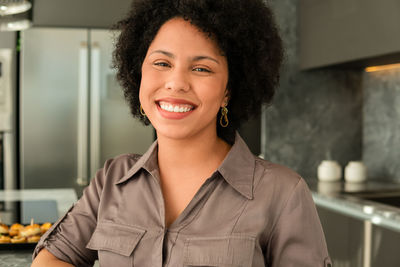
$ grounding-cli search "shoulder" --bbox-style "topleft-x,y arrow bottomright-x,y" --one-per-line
252,157 -> 314,228
252,157 -> 310,206
254,157 -> 302,189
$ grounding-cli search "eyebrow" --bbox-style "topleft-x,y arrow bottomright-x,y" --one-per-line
149,50 -> 220,64
192,55 -> 220,64
150,50 -> 174,58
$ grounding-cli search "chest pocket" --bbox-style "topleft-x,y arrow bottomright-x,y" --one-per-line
86,221 -> 146,267
183,235 -> 255,267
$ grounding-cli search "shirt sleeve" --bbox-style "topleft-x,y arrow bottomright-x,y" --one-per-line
266,178 -> 332,267
32,158 -> 113,267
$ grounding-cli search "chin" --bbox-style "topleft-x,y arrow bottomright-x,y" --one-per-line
150,115 -> 217,141
155,125 -> 195,140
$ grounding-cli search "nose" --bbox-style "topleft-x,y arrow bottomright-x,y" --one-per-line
164,68 -> 190,92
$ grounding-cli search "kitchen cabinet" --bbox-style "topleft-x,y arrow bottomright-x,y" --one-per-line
317,206 -> 400,267
299,0 -> 400,70
371,226 -> 400,266
32,0 -> 132,28
317,206 -> 364,267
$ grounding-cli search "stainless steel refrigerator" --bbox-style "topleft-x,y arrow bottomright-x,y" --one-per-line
0,47 -> 17,190
20,28 -> 154,189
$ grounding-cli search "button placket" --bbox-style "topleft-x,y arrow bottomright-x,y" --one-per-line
163,177 -> 218,267
162,230 -> 177,266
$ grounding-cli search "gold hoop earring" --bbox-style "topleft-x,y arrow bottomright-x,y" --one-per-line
220,106 -> 229,127
140,105 -> 146,116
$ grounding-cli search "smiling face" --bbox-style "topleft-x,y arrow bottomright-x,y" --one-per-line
139,17 -> 229,141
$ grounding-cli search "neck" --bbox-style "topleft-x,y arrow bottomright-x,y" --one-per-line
157,130 -> 231,181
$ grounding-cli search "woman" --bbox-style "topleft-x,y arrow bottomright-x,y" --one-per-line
32,0 -> 331,266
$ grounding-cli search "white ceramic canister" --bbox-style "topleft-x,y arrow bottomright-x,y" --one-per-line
317,160 -> 342,182
345,161 -> 367,183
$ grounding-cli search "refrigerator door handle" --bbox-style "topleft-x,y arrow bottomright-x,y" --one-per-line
0,49 -> 16,189
90,42 -> 101,178
77,42 -> 89,186
3,132 -> 16,189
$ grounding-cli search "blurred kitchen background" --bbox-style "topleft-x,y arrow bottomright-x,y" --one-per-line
0,0 -> 400,266
264,0 -> 400,184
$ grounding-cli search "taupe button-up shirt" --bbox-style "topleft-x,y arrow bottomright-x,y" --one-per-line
33,133 -> 331,267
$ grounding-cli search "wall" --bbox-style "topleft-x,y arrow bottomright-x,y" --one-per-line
363,69 -> 400,182
262,0 -> 363,180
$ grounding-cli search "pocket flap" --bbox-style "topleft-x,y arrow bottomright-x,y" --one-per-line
184,235 -> 255,267
86,221 -> 146,257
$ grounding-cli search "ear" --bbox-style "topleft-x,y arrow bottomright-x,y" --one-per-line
221,89 -> 230,107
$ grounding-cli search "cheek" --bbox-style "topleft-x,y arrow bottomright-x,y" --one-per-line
138,87 -> 144,105
204,79 -> 228,105
138,78 -> 146,104
139,67 -> 156,102
138,82 -> 153,109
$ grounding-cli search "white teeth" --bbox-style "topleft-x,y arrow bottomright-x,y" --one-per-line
159,101 -> 193,113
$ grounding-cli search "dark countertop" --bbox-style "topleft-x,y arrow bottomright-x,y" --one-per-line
0,250 -> 100,267
0,250 -> 32,267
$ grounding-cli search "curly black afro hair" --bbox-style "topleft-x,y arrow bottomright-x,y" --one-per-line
113,0 -> 283,144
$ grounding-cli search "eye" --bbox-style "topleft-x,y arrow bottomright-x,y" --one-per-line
153,61 -> 171,68
192,67 -> 212,73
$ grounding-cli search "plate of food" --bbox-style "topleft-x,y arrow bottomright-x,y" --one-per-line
0,220 -> 52,250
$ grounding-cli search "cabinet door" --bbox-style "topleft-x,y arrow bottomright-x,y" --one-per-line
90,29 -> 154,177
317,206 -> 364,267
21,28 -> 87,189
32,0 -> 132,28
299,0 -> 400,69
371,226 -> 400,267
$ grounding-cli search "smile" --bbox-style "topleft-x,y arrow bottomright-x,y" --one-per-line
158,101 -> 194,113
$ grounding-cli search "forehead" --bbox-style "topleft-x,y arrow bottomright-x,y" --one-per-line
147,17 -> 224,57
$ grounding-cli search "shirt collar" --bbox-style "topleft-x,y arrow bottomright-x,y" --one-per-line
115,132 -> 256,200
115,140 -> 159,185
217,132 -> 255,200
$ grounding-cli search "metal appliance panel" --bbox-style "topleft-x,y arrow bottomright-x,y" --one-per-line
0,48 -> 16,189
0,49 -> 13,132
21,28 -> 87,188
21,28 -> 154,189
